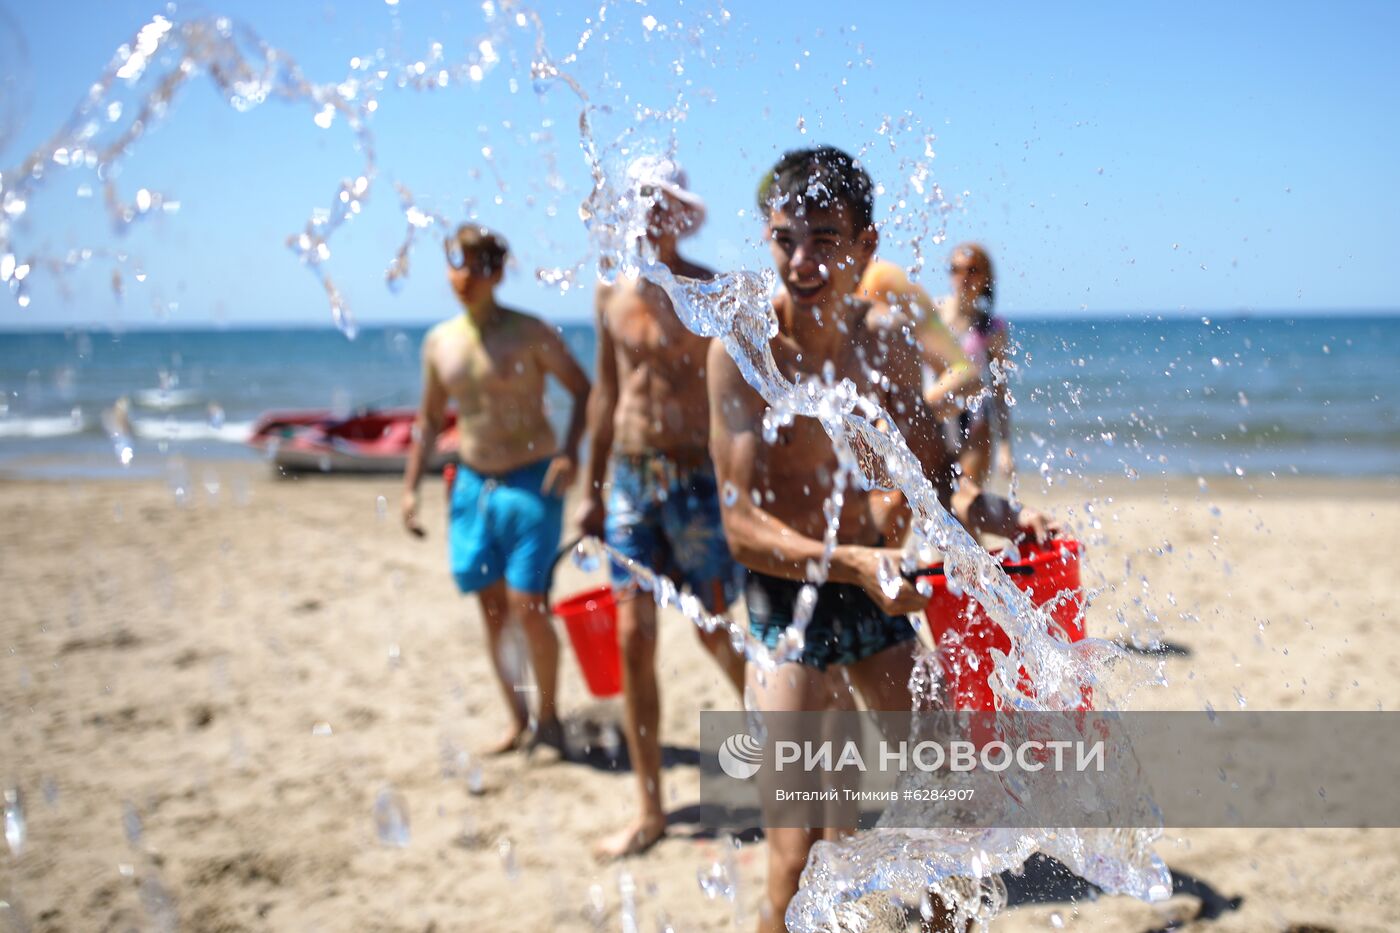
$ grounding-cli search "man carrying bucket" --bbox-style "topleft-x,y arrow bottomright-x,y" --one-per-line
707,146 -> 1057,932
402,224 -> 592,755
577,155 -> 747,860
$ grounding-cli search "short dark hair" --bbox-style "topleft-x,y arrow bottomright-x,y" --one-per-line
756,146 -> 875,232
450,224 -> 509,274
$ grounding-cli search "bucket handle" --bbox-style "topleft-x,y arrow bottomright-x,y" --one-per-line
546,535 -> 587,600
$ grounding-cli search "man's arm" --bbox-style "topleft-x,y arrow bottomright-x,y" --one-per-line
919,316 -> 981,420
534,319 -> 592,496
402,332 -> 450,537
575,286 -> 619,535
863,263 -> 979,416
705,340 -> 926,614
877,314 -> 1049,544
985,325 -> 1015,477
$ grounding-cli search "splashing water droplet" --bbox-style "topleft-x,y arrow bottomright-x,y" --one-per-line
876,555 -> 901,601
498,837 -> 519,879
4,786 -> 26,856
122,800 -> 144,849
373,785 -> 410,847
571,539 -> 601,573
697,851 -> 737,901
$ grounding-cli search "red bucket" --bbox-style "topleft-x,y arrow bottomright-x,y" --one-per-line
922,539 -> 1089,711
552,585 -> 623,698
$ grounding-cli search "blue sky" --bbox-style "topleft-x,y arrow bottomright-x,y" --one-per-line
1,0 -> 1397,329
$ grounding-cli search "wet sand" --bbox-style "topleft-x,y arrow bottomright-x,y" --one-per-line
2,467 -> 1398,931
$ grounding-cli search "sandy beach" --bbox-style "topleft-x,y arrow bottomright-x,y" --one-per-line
3,466 -> 1398,932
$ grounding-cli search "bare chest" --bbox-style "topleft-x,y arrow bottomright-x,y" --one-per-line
432,330 -> 539,397
606,288 -> 705,368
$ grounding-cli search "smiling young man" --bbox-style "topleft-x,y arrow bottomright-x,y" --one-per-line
402,224 -> 591,755
705,147 -> 1054,932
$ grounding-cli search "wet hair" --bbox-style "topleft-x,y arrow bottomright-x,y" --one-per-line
950,241 -> 996,330
450,224 -> 509,274
756,146 -> 875,232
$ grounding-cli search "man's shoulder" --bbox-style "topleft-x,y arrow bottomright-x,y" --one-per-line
503,306 -> 554,335
860,259 -> 911,297
424,316 -> 461,345
676,257 -> 716,281
706,336 -> 745,382
861,298 -> 915,334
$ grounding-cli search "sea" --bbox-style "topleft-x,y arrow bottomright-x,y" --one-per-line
1,314 -> 1396,480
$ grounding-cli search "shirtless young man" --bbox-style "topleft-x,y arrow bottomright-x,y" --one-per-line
706,147 -> 1055,932
403,224 -> 591,754
576,156 -> 747,859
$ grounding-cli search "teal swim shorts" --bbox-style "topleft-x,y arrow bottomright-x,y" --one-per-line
449,458 -> 563,596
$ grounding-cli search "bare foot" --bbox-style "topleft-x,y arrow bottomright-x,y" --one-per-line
482,722 -> 529,756
526,718 -> 567,763
593,813 -> 667,862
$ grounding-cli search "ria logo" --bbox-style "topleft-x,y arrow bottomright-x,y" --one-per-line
718,732 -> 764,780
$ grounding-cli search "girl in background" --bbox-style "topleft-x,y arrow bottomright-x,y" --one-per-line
939,242 -> 1014,485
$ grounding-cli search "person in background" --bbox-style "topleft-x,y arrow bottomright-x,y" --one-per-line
402,224 -> 591,755
577,155 -> 747,860
859,258 -> 981,541
859,258 -> 981,424
939,242 -> 1015,485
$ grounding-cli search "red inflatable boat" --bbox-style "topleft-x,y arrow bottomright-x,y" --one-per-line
247,408 -> 459,474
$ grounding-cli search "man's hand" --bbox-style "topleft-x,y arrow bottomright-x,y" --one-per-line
542,453 -> 578,497
402,489 -> 426,538
574,492 -> 606,538
843,546 -> 929,616
1013,507 -> 1059,546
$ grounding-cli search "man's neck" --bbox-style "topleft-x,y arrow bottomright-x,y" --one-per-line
648,234 -> 683,271
462,293 -> 501,329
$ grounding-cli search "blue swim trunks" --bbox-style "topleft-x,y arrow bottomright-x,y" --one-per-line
605,452 -> 741,612
745,571 -> 917,671
449,458 -> 563,595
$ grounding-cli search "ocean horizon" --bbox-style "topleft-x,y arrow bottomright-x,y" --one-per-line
3,313 -> 1397,480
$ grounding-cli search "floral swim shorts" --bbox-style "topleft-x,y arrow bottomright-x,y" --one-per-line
604,452 -> 741,612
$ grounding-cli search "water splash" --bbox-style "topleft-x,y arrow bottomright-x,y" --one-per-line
517,10 -> 1166,924
0,3 -> 544,336
6,1 -> 1169,925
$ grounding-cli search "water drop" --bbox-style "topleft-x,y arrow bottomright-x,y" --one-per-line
571,539 -> 601,573
122,800 -> 143,848
373,785 -> 411,847
876,555 -> 901,600
697,854 -> 736,901
498,837 -> 519,879
4,786 -> 25,856
722,481 -> 738,507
